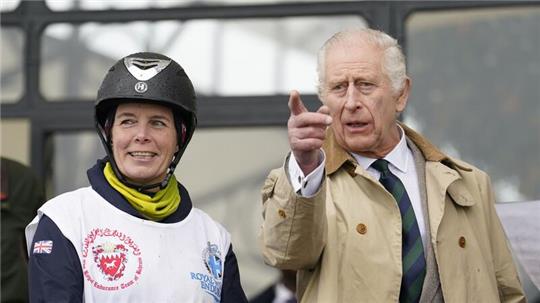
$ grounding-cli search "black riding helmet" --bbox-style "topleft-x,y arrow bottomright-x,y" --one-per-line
95,52 -> 197,192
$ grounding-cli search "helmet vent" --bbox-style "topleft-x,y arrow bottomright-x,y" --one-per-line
124,57 -> 172,81
133,60 -> 159,70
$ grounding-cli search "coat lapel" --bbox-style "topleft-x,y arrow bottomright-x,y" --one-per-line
425,161 -> 461,239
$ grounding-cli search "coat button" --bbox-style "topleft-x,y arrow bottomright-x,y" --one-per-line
356,223 -> 367,234
278,209 -> 287,219
459,236 -> 466,248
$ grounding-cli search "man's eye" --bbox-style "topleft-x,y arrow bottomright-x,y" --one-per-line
359,82 -> 374,88
332,84 -> 345,91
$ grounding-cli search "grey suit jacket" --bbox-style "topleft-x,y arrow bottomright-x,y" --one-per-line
408,138 -> 444,303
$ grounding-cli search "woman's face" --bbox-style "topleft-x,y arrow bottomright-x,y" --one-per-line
111,102 -> 177,186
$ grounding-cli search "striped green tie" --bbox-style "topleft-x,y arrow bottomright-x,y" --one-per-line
371,159 -> 426,303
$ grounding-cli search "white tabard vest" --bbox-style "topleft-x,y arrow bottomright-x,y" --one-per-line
26,187 -> 231,303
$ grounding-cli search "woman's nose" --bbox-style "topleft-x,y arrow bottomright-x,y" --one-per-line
134,126 -> 151,143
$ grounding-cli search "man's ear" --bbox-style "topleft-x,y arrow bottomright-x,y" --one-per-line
396,77 -> 411,113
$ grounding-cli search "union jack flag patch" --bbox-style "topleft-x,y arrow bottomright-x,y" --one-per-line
33,240 -> 53,254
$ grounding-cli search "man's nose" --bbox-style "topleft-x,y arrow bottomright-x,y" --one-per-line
344,85 -> 363,110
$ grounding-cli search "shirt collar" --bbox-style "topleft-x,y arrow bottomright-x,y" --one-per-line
351,125 -> 409,173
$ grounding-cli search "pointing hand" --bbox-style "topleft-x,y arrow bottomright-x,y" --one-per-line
287,90 -> 332,175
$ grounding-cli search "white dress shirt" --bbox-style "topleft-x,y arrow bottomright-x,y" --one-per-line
273,282 -> 296,303
288,126 -> 427,249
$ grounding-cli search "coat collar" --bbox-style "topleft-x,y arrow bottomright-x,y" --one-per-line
424,161 -> 476,207
322,121 -> 472,177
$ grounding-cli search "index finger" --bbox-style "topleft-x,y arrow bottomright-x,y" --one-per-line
288,90 -> 308,116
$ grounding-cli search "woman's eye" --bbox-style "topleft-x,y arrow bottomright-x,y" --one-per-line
152,120 -> 167,127
119,119 -> 135,125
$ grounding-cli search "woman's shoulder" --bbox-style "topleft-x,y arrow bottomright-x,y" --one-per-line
189,208 -> 230,235
41,186 -> 98,211
188,208 -> 232,253
189,207 -> 218,223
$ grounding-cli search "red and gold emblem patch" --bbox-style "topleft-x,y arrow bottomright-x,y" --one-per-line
82,228 -> 143,291
92,242 -> 128,281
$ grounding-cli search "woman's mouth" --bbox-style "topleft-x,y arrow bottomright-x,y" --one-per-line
129,151 -> 157,158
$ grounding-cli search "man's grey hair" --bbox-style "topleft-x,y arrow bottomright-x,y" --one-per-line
317,28 -> 407,98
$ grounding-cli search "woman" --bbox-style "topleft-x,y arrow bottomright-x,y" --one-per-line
26,52 -> 248,302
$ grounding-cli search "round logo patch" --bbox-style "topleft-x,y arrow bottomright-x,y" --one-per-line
134,81 -> 148,93
82,228 -> 143,291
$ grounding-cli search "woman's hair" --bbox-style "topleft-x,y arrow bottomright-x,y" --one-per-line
317,28 -> 407,97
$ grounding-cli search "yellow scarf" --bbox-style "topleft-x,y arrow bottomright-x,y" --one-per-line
103,162 -> 180,221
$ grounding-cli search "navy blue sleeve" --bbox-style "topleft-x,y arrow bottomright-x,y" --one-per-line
221,244 -> 248,303
28,215 -> 83,303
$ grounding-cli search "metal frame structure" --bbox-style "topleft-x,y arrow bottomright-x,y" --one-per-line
1,0 -> 537,179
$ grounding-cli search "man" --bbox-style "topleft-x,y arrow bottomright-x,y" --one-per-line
259,28 -> 525,302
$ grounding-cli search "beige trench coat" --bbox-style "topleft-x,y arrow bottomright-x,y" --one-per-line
259,124 -> 525,303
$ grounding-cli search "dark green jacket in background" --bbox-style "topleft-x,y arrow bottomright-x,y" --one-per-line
1,157 -> 44,303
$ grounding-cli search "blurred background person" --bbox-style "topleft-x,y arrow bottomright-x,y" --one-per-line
249,269 -> 296,303
1,157 -> 44,303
